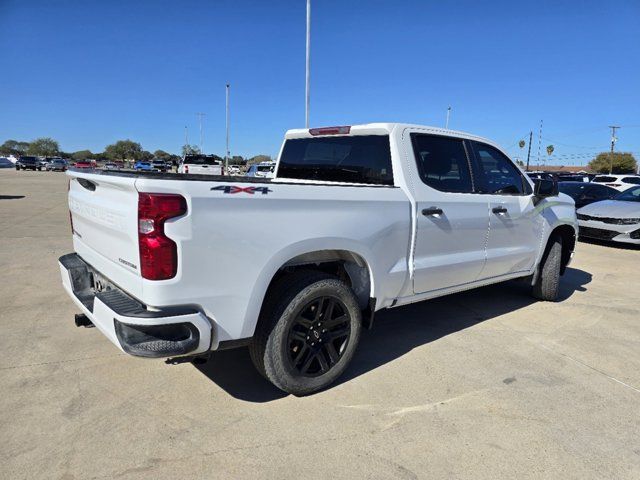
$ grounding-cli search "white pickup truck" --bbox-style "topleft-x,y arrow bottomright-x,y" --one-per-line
59,123 -> 577,395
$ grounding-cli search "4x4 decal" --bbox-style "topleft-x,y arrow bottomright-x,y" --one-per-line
211,185 -> 272,195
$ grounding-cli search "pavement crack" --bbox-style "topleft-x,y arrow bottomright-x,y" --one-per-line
0,353 -> 125,371
535,342 -> 640,394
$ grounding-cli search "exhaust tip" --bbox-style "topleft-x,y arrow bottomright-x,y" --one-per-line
74,313 -> 94,328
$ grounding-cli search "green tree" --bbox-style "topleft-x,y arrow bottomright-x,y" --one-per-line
0,139 -> 30,156
588,152 -> 637,174
71,150 -> 93,161
153,149 -> 172,160
140,150 -> 154,161
230,155 -> 245,165
104,140 -> 143,162
181,144 -> 201,156
27,137 -> 59,157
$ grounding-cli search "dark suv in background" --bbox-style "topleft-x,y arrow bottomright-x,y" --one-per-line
16,156 -> 41,171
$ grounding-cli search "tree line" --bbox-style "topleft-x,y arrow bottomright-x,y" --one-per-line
0,137 -> 272,165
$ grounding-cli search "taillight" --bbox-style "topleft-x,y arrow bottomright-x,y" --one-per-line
309,126 -> 351,136
138,193 -> 187,280
184,165 -> 189,174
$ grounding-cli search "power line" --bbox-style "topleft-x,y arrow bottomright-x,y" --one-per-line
540,137 -> 600,149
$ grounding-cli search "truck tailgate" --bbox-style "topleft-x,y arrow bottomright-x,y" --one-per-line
68,171 -> 143,298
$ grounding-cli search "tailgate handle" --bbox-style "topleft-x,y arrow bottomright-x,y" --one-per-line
78,178 -> 97,191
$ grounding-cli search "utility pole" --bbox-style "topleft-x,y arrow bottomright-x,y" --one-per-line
525,131 -> 533,172
226,83 -> 230,174
184,126 -> 189,148
305,0 -> 311,128
445,106 -> 451,129
196,112 -> 206,153
536,120 -> 543,168
608,125 -> 620,174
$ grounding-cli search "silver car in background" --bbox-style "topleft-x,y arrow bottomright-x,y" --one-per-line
577,185 -> 640,244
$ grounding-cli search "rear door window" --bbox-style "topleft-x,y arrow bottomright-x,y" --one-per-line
471,142 -> 530,195
277,135 -> 393,185
410,134 -> 474,193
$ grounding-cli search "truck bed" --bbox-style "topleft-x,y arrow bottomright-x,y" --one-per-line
69,168 -> 272,183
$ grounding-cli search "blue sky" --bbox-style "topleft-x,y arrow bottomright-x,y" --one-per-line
1,0 -> 639,164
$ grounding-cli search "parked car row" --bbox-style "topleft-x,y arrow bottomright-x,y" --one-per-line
576,185 -> 640,245
527,171 -> 640,192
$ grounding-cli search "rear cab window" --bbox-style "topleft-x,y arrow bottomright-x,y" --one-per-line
183,155 -> 222,165
593,176 -> 617,183
277,135 -> 394,185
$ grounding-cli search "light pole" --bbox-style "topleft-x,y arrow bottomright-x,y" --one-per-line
305,0 -> 311,128
196,112 -> 206,153
226,84 -> 230,174
445,106 -> 451,129
608,125 -> 619,174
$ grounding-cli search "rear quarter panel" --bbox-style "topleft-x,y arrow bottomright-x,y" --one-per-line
134,177 -> 412,343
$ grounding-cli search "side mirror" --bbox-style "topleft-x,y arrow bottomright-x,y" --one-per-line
533,178 -> 558,198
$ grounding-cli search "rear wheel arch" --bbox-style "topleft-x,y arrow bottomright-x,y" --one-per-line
255,249 -> 376,334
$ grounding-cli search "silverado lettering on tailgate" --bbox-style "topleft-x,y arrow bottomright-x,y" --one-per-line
69,197 -> 125,230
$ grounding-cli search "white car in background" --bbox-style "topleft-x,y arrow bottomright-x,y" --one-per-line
591,174 -> 640,192
179,154 -> 224,175
246,161 -> 275,178
577,185 -> 640,244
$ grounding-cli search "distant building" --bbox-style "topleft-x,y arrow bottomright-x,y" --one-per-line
527,165 -> 591,173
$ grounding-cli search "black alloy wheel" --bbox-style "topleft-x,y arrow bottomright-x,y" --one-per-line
286,296 -> 351,377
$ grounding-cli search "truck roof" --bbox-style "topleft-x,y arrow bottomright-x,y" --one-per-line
284,123 -> 502,150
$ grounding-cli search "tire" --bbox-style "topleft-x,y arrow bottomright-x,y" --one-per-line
250,270 -> 362,396
532,235 -> 562,301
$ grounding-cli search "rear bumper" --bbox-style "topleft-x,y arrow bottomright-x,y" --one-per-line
59,253 -> 212,358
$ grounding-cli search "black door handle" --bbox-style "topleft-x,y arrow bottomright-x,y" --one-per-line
492,206 -> 508,214
422,207 -> 443,216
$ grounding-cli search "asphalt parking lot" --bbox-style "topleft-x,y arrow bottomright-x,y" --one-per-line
1,169 -> 639,480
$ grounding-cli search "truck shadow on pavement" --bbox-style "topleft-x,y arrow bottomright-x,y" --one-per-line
195,267 -> 591,402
